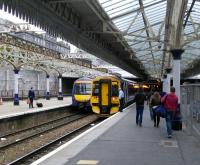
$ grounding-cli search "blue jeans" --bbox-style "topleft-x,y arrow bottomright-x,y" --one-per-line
149,107 -> 153,120
119,98 -> 124,112
136,105 -> 144,125
165,111 -> 175,135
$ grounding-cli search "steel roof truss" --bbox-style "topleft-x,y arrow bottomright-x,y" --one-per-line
189,15 -> 199,37
128,21 -> 163,36
125,11 -> 140,33
124,29 -> 146,43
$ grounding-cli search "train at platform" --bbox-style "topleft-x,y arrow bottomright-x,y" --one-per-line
72,76 -> 161,116
71,77 -> 92,110
90,75 -> 136,117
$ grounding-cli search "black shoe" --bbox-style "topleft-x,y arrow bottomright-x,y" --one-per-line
154,123 -> 156,127
168,135 -> 172,138
139,123 -> 142,127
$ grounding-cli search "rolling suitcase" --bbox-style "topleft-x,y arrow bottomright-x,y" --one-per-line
36,102 -> 43,107
172,111 -> 182,131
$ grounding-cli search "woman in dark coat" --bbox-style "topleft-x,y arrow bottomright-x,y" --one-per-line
150,91 -> 161,127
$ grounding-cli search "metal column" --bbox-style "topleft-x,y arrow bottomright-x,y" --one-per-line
162,74 -> 167,93
166,68 -> 172,94
13,69 -> 20,105
46,75 -> 50,100
57,74 -> 63,100
171,49 -> 184,103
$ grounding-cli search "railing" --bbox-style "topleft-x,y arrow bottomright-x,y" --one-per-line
0,90 -> 69,100
181,84 -> 200,139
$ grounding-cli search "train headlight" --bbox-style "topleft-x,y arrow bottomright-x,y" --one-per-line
112,97 -> 118,101
94,96 -> 99,100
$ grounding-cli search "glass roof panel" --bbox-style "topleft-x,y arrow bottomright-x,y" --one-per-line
98,0 -> 167,75
188,0 -> 200,23
99,0 -> 140,19
98,0 -> 200,77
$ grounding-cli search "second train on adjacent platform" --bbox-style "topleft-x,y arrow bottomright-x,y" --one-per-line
72,77 -> 92,110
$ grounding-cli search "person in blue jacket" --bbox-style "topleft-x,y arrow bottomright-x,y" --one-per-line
28,87 -> 35,108
119,88 -> 125,112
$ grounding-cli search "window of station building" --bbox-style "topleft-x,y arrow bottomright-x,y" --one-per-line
74,83 -> 91,95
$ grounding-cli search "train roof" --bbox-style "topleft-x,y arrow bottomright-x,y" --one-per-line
120,77 -> 136,84
92,75 -> 120,81
92,76 -> 137,83
75,77 -> 92,82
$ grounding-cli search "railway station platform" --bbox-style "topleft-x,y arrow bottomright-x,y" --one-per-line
0,97 -> 72,119
32,103 -> 200,165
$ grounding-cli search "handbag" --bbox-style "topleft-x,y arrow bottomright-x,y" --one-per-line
155,105 -> 166,118
26,99 -> 30,104
154,94 -> 168,118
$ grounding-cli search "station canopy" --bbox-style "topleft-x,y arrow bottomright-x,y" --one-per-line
98,0 -> 200,78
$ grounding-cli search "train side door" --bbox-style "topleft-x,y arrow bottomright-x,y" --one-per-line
99,79 -> 111,113
101,82 -> 109,106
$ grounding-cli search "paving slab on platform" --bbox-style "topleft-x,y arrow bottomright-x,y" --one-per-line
0,97 -> 71,119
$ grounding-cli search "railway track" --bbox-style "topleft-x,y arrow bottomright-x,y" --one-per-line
0,112 -> 99,164
8,119 -> 100,165
0,113 -> 87,149
0,106 -> 74,138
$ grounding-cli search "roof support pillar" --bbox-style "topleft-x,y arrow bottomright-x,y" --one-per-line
46,74 -> 50,100
166,68 -> 172,94
171,49 -> 184,103
162,0 -> 187,75
58,74 -> 63,100
13,69 -> 20,105
162,74 -> 167,93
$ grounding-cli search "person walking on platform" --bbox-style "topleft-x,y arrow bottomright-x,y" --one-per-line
119,88 -> 125,112
133,87 -> 146,127
150,91 -> 161,127
28,87 -> 35,108
161,87 -> 178,138
147,89 -> 154,120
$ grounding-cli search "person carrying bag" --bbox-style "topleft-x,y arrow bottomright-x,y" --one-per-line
161,87 -> 178,138
150,91 -> 161,127
154,94 -> 168,118
28,87 -> 35,108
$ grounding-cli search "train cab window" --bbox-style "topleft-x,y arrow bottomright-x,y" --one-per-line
92,83 -> 99,96
75,83 -> 91,95
112,85 -> 119,97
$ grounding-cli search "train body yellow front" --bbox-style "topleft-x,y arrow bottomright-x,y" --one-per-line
72,77 -> 92,110
90,76 -> 121,117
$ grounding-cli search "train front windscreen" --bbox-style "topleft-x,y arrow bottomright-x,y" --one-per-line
74,83 -> 91,95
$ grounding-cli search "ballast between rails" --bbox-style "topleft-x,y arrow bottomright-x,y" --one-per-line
7,117 -> 99,165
